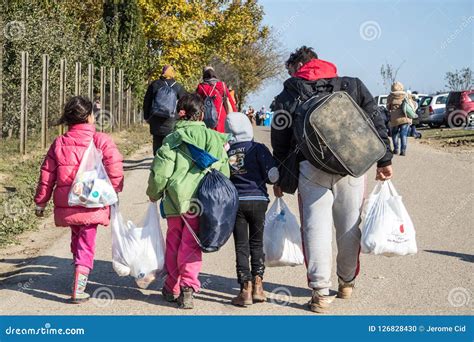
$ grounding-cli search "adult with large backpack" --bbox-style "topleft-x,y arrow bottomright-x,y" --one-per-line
196,66 -> 237,133
143,65 -> 186,155
270,46 -> 393,314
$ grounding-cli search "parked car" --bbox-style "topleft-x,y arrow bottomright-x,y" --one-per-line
417,93 -> 449,128
445,90 -> 474,128
374,95 -> 388,108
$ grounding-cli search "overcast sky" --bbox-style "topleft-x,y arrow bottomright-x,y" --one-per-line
246,0 -> 473,110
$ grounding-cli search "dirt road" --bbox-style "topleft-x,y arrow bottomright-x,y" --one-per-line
0,127 -> 472,315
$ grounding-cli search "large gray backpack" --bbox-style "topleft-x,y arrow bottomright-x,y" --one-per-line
151,81 -> 178,119
293,79 -> 386,177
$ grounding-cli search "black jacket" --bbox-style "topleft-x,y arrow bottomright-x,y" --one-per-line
270,76 -> 393,168
143,77 -> 187,136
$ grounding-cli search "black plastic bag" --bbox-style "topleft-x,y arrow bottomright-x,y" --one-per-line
197,169 -> 239,253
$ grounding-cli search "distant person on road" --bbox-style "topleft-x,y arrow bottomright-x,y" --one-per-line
143,65 -> 187,155
147,93 -> 230,310
247,106 -> 256,125
387,82 -> 417,155
224,112 -> 279,307
271,46 -> 393,313
256,106 -> 266,126
34,96 -> 124,304
196,66 -> 237,133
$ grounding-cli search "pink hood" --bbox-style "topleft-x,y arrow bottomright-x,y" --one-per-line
34,124 -> 123,227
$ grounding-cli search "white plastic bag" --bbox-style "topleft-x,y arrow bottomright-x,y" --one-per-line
263,198 -> 304,267
360,180 -> 417,256
68,140 -> 118,208
111,203 -> 165,288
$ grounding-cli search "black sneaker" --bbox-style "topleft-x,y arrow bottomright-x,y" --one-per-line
400,150 -> 406,156
178,287 -> 194,309
393,149 -> 399,155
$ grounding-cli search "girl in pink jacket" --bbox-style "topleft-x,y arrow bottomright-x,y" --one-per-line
34,96 -> 123,303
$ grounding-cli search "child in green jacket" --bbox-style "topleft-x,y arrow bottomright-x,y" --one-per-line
146,93 -> 230,309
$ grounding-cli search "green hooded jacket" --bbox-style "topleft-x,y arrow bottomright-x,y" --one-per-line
146,120 -> 230,217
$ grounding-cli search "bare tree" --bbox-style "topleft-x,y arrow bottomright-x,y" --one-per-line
445,67 -> 474,91
211,32 -> 285,110
380,61 -> 405,92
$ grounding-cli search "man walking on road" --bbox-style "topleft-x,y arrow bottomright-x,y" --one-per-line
271,46 -> 393,313
143,65 -> 186,155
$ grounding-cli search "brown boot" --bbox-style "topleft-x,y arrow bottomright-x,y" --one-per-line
231,281 -> 253,307
309,290 -> 336,313
252,276 -> 266,303
337,278 -> 355,299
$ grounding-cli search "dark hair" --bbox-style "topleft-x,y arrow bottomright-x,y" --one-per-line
285,46 -> 318,70
177,93 -> 204,121
203,68 -> 217,80
58,96 -> 93,126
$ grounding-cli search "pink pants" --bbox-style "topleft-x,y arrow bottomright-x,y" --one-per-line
164,214 -> 202,295
70,224 -> 98,270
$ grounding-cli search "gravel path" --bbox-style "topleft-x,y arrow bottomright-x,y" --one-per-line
0,127 -> 472,315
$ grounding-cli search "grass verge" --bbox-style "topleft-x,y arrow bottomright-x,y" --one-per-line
0,124 -> 148,246
419,127 -> 474,150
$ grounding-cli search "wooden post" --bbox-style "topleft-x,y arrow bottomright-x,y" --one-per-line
87,63 -> 94,100
20,51 -> 28,154
41,54 -> 49,149
109,67 -> 115,132
117,69 -> 123,131
125,87 -> 130,128
75,62 -> 81,96
59,58 -> 66,135
133,99 -> 137,125
100,66 -> 105,132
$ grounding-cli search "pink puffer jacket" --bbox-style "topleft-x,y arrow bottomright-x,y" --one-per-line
34,124 -> 124,227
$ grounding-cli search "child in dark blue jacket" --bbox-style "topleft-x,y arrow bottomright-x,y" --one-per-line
225,112 -> 279,307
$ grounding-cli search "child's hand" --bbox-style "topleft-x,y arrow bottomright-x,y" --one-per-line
273,185 -> 284,198
35,206 -> 45,217
149,196 -> 158,203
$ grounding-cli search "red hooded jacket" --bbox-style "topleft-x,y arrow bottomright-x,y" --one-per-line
293,59 -> 338,81
196,81 -> 237,133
